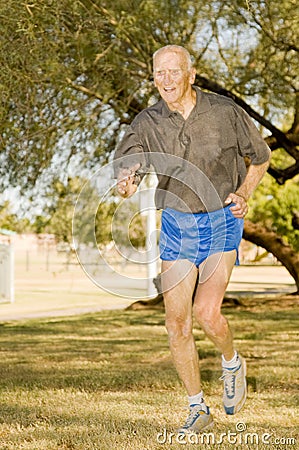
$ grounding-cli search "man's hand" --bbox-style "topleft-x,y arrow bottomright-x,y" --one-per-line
224,193 -> 248,219
116,163 -> 141,198
224,160 -> 270,218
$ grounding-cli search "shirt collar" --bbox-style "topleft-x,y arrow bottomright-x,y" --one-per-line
160,86 -> 212,118
192,86 -> 212,115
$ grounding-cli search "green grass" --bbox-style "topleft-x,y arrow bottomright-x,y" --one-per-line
0,298 -> 298,449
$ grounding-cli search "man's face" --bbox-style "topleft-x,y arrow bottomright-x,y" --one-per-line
153,50 -> 196,107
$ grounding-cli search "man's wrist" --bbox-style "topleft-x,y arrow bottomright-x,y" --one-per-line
235,191 -> 249,202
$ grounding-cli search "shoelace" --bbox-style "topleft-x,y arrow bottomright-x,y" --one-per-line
220,367 -> 237,397
183,405 -> 204,427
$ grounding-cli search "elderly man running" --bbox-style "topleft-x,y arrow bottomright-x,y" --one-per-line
115,45 -> 270,432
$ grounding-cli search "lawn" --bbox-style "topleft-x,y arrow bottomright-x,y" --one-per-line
0,296 -> 298,449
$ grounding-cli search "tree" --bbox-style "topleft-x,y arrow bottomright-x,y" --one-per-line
248,152 -> 299,253
33,178 -> 84,244
1,0 -> 298,289
244,151 -> 299,292
0,201 -> 31,233
2,1 -> 297,189
30,176 -> 147,250
31,177 -> 113,246
243,220 -> 299,293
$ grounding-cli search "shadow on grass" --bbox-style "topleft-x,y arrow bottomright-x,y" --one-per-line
0,402 -> 175,450
0,305 -> 298,449
0,307 -> 298,392
1,401 -> 298,450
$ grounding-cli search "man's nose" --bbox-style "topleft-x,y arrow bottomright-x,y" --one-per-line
164,71 -> 172,83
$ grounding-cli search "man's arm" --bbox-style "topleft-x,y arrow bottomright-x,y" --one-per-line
225,159 -> 270,218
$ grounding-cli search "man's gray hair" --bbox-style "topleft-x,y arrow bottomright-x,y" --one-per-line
153,45 -> 193,71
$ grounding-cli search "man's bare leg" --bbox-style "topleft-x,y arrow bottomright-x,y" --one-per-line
161,259 -> 200,396
161,259 -> 215,432
193,250 -> 247,415
192,251 -> 236,360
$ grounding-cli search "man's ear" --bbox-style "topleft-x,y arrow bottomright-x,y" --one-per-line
189,67 -> 196,84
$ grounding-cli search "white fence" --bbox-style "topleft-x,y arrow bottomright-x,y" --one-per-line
0,243 -> 14,303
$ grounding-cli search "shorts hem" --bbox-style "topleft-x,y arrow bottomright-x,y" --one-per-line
160,248 -> 240,267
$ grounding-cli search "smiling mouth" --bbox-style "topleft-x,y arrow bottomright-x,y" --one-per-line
164,87 -> 176,93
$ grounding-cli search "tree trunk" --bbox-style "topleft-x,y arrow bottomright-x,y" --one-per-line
243,219 -> 299,293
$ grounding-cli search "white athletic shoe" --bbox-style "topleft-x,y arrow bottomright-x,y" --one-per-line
220,355 -> 247,415
178,402 -> 214,434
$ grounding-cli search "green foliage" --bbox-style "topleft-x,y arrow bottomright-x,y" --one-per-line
107,198 -> 146,249
1,0 -> 209,189
1,0 -> 298,191
217,0 -> 298,110
248,150 -> 299,251
29,176 -> 146,248
31,177 -> 81,243
0,201 -> 31,233
1,0 -> 298,259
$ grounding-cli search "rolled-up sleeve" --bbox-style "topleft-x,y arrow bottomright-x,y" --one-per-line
235,106 -> 271,165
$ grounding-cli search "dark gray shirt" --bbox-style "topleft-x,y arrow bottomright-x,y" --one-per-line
114,86 -> 271,212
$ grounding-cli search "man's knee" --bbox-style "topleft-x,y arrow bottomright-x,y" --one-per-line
165,316 -> 193,342
193,304 -> 222,335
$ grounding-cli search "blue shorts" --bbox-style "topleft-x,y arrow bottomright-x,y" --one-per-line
159,206 -> 244,267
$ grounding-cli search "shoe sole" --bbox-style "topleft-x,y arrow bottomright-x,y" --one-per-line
178,417 -> 215,434
197,418 -> 214,432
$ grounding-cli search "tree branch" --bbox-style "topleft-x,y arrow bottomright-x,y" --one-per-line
243,219 -> 299,292
290,92 -> 299,134
66,78 -> 104,101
